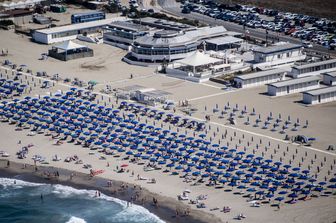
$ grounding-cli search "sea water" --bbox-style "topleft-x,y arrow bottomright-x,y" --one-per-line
0,178 -> 164,223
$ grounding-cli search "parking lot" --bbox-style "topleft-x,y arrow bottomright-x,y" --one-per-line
180,0 -> 336,50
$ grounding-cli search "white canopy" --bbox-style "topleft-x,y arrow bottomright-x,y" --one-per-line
176,51 -> 222,67
53,40 -> 87,51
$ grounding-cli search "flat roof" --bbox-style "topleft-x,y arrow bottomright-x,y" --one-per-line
293,58 -> 336,70
35,18 -> 125,35
136,17 -> 195,31
303,86 -> 336,96
205,36 -> 243,45
322,71 -> 336,78
253,43 -> 302,55
108,20 -> 150,32
235,68 -> 286,81
268,75 -> 321,88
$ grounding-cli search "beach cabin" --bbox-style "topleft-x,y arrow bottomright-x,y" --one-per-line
252,43 -> 305,69
267,76 -> 321,96
290,59 -> 336,78
322,71 -> 336,86
234,68 -> 286,88
303,86 -> 336,105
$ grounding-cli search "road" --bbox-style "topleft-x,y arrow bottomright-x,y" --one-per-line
157,3 -> 335,55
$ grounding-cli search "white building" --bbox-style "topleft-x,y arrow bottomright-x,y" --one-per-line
267,75 -> 321,96
126,26 -> 227,63
290,59 -> 336,78
234,68 -> 286,88
252,43 -> 305,69
303,86 -> 336,105
322,71 -> 336,86
165,51 -> 226,83
32,18 -> 125,44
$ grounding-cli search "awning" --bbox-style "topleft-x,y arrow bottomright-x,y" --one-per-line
176,51 -> 222,67
53,40 -> 87,51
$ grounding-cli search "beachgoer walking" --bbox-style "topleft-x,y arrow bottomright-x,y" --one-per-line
175,208 -> 179,217
7,160 -> 10,168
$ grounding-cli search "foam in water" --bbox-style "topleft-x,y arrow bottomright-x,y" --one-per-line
0,178 -> 165,223
66,216 -> 87,223
0,177 -> 43,188
51,184 -> 165,223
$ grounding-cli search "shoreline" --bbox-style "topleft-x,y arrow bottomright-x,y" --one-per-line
0,159 -> 223,223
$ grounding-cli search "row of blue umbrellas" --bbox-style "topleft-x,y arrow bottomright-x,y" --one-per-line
0,89 -> 335,203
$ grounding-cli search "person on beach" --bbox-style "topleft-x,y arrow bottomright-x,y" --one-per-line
7,160 -> 10,168
153,197 -> 158,207
175,208 -> 179,217
40,194 -> 43,202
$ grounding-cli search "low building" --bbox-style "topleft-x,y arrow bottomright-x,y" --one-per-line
267,75 -> 321,96
303,86 -> 336,105
234,68 -> 286,88
205,36 -> 243,51
103,20 -> 150,49
322,71 -> 336,86
252,42 -> 305,69
48,40 -> 93,61
290,59 -> 336,78
32,18 -> 125,44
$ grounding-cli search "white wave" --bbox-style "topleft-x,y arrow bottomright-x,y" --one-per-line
51,184 -> 165,223
113,205 -> 165,223
0,177 -> 44,188
0,178 -> 165,223
66,216 -> 87,223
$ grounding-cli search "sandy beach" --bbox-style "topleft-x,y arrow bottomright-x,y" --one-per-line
0,24 -> 336,223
